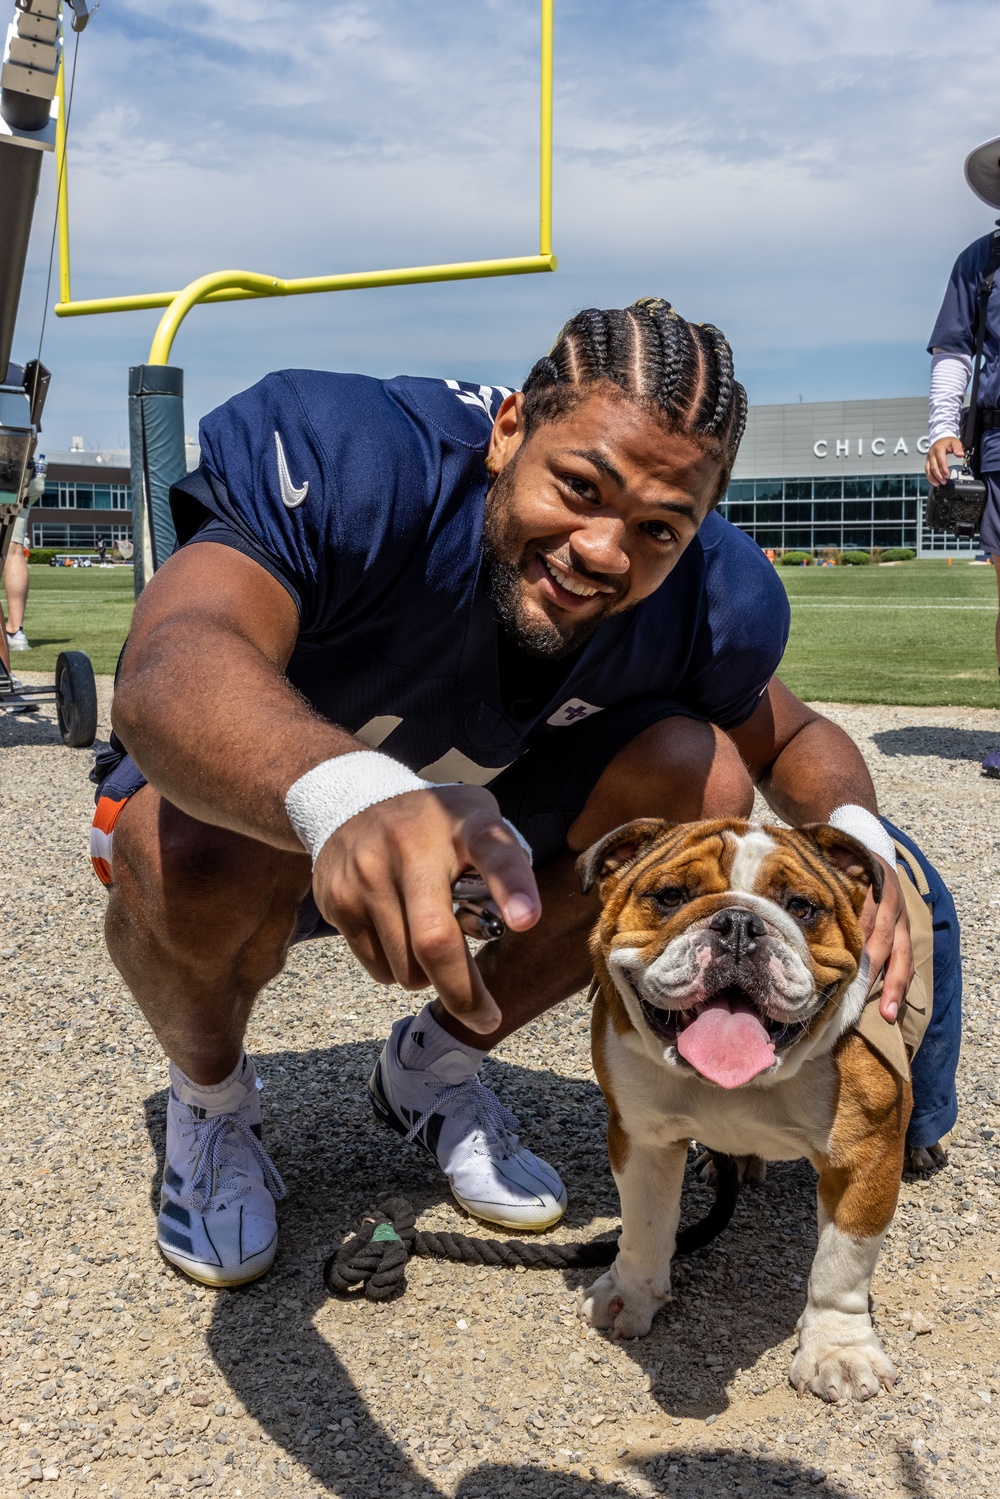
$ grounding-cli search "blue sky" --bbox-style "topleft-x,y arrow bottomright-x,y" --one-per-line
11,0 -> 1000,450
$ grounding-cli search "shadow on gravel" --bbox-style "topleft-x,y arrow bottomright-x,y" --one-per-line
446,1459 -> 919,1499
0,709 -> 65,747
870,725 -> 998,761
140,1045 -> 853,1497
590,1157 -> 823,1423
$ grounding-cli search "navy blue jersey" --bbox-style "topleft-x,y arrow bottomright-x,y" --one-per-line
928,232 -> 1000,470
170,372 -> 789,786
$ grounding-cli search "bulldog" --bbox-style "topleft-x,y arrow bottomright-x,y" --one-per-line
576,816 -> 933,1404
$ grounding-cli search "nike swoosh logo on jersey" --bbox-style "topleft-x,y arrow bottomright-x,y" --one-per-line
275,431 -> 309,509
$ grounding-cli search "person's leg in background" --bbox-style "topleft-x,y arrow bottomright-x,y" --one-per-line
3,509 -> 30,650
981,554 -> 1000,777
978,474 -> 1000,776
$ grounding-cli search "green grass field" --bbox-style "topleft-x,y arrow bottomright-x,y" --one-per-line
778,559 -> 998,707
2,565 -> 135,676
4,557 -> 998,707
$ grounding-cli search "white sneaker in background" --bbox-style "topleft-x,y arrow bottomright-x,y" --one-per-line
6,630 -> 29,651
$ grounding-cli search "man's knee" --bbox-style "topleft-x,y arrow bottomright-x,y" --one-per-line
158,803 -> 262,895
568,715 -> 754,850
110,788 -> 309,937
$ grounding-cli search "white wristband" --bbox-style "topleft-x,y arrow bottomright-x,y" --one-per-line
284,751 -> 535,868
827,804 -> 897,869
286,752 -> 429,866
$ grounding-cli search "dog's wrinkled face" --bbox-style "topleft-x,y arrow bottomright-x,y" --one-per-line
579,818 -> 883,1089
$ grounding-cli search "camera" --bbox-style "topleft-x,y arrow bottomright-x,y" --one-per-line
925,466 -> 987,538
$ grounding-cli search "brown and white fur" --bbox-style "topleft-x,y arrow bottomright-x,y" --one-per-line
577,817 -> 912,1404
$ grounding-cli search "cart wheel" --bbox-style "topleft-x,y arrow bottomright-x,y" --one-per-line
55,651 -> 98,748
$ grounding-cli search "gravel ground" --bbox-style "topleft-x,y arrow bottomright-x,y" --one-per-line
2,679 -> 999,1499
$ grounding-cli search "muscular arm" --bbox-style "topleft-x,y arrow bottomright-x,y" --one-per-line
729,677 -> 913,1022
113,542 -> 539,1032
728,677 -> 879,824
114,542 -> 353,844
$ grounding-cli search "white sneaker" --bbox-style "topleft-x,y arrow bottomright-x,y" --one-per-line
6,630 -> 29,651
369,1016 -> 567,1230
158,1055 -> 286,1287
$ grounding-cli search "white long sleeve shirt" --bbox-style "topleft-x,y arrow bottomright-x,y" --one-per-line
929,349 -> 973,444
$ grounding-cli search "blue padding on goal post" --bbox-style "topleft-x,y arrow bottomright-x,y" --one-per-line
128,363 -> 185,597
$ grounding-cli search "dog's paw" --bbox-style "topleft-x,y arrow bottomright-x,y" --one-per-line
693,1147 -> 767,1187
577,1271 -> 667,1341
739,1154 -> 768,1186
790,1334 -> 895,1403
905,1141 -> 948,1177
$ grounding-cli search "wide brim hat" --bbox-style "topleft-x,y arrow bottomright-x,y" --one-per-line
965,136 -> 1000,209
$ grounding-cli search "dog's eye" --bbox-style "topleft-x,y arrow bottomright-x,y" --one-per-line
786,896 -> 817,922
648,886 -> 688,911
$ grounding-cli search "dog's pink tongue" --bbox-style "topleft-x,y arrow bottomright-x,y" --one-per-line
675,996 -> 776,1088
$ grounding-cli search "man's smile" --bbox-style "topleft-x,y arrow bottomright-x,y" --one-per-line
534,550 -> 620,610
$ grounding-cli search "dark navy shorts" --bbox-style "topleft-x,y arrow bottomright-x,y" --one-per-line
981,472 -> 1000,556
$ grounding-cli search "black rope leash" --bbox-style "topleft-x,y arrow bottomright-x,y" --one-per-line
324,1153 -> 740,1302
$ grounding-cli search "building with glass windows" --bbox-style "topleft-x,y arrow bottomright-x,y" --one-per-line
26,448 -> 133,551
718,396 -> 973,557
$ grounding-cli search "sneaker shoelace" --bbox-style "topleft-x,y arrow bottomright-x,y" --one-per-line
404,1076 -> 521,1159
183,1110 -> 287,1211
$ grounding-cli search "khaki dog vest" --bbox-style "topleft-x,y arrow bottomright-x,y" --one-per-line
851,841 -> 934,1083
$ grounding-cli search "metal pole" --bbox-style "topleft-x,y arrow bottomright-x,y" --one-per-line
0,141 -> 42,379
539,0 -> 553,259
55,56 -> 70,305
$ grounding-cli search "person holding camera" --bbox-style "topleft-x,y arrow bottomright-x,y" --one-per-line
926,136 -> 1000,778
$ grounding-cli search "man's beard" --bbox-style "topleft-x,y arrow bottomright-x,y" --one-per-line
481,457 -> 629,659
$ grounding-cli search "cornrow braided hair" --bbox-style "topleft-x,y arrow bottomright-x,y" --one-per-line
521,298 -> 747,501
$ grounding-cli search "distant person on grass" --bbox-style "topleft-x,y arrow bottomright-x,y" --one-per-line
2,457 -> 46,655
90,299 -> 959,1288
926,135 -> 1000,778
3,507 -> 32,652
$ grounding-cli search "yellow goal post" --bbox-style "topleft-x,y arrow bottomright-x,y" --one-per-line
53,0 -> 556,366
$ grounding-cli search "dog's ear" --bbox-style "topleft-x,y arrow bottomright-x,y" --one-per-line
577,819 -> 671,896
797,824 -> 885,907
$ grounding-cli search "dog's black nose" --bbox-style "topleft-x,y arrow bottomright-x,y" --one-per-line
709,908 -> 765,957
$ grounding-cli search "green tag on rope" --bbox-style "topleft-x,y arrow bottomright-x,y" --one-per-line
371,1222 -> 402,1244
